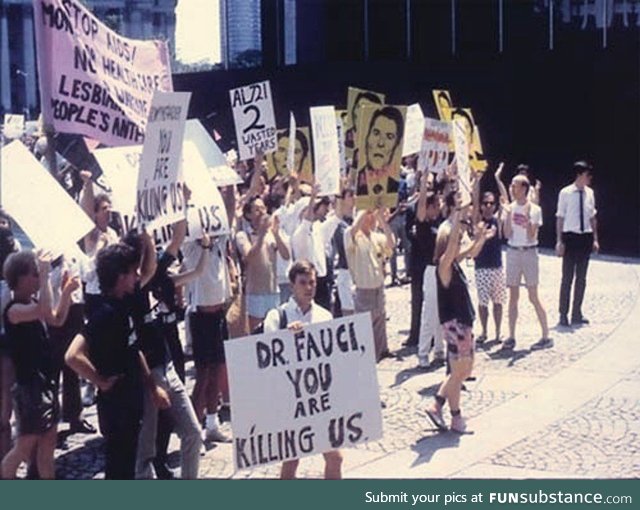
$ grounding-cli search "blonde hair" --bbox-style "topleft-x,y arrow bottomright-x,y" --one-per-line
433,221 -> 452,264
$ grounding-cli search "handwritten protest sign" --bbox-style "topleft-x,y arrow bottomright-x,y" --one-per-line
471,124 -> 488,173
225,313 -> 382,471
401,103 -> 425,157
267,127 -> 313,184
418,118 -> 452,176
335,110 -> 348,176
1,141 -> 94,257
136,91 -> 190,231
95,141 -> 229,248
310,106 -> 340,196
453,117 -> 472,205
184,119 -> 242,187
230,80 -> 277,161
2,114 -> 25,139
33,0 -> 173,146
287,112 -> 296,174
354,104 -> 407,210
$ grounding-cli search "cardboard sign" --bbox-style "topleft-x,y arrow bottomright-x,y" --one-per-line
184,119 -> 242,187
137,91 -> 191,231
345,87 -> 385,163
451,107 -> 487,174
33,0 -> 173,146
3,114 -> 25,139
471,124 -> 488,173
287,112 -> 296,174
310,106 -> 340,196
432,89 -> 454,121
95,142 -> 229,248
266,127 -> 314,184
452,118 -> 472,205
225,313 -> 382,471
335,110 -> 348,176
354,104 -> 407,210
0,141 -> 94,257
229,80 -> 277,161
418,118 -> 452,176
401,103 -> 425,157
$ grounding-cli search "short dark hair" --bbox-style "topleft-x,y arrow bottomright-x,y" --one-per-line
121,230 -> 144,265
451,108 -> 474,134
340,188 -> 355,200
96,243 -> 138,295
352,91 -> 383,117
366,106 -> 405,155
94,193 -> 112,213
3,250 -> 36,291
275,129 -> 310,164
242,195 -> 263,221
288,260 -> 316,284
573,160 -> 593,176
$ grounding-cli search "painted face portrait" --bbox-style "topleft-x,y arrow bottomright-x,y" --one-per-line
365,115 -> 399,172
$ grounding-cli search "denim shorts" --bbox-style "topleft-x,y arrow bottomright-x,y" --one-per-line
246,293 -> 280,319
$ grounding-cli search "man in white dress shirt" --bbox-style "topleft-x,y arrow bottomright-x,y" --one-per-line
263,260 -> 342,479
555,161 -> 599,327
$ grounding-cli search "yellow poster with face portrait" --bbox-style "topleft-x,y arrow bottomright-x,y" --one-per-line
345,87 -> 386,166
266,127 -> 314,183
354,104 -> 407,210
450,107 -> 487,174
432,89 -> 454,121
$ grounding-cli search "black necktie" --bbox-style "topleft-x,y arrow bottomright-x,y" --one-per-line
578,189 -> 584,232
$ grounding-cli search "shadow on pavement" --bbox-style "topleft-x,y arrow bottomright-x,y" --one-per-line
410,431 -> 463,466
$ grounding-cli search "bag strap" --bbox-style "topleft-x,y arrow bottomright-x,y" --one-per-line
277,305 -> 288,330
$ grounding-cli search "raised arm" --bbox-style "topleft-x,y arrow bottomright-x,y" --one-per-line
494,163 -> 510,206
138,230 -> 158,288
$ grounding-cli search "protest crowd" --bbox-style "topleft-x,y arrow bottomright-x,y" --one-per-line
0,1 -> 600,480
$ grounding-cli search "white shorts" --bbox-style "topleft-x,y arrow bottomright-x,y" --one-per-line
475,267 -> 506,306
336,269 -> 355,311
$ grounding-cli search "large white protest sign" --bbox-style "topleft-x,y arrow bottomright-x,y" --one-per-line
287,112 -> 296,174
401,103 -> 425,157
1,141 -> 94,257
419,118 -> 452,176
453,118 -> 472,204
229,80 -> 277,161
310,106 -> 340,196
225,313 -> 382,471
137,91 -> 190,231
33,0 -> 173,146
3,114 -> 25,139
95,141 -> 229,248
184,119 -> 242,187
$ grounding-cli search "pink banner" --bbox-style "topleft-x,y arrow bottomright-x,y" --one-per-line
33,0 -> 173,147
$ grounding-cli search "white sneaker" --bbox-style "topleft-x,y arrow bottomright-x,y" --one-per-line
417,355 -> 430,369
204,426 -> 231,443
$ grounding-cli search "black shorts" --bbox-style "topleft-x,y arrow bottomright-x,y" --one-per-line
189,310 -> 228,365
12,376 -> 60,436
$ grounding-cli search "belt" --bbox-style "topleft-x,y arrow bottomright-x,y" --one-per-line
508,245 -> 537,251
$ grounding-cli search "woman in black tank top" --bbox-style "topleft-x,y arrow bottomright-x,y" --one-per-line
1,250 -> 79,479
425,206 -> 495,434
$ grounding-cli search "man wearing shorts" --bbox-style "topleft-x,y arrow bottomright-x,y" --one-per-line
473,192 -> 506,343
183,235 -> 233,443
503,175 -> 551,350
236,196 -> 290,332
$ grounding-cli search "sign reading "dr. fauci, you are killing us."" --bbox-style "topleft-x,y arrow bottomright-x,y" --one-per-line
225,313 -> 382,471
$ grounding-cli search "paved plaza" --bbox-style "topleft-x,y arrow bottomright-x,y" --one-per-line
48,250 -> 640,479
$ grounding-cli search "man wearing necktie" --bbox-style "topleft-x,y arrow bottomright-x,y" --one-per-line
555,161 -> 599,327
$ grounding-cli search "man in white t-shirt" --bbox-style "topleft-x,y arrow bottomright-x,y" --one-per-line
503,175 -> 551,350
263,260 -> 342,479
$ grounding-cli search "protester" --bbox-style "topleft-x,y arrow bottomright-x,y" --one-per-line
345,208 -> 395,361
425,206 -> 494,433
332,189 -> 356,316
1,250 -> 79,479
263,260 -> 342,479
503,175 -> 551,350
